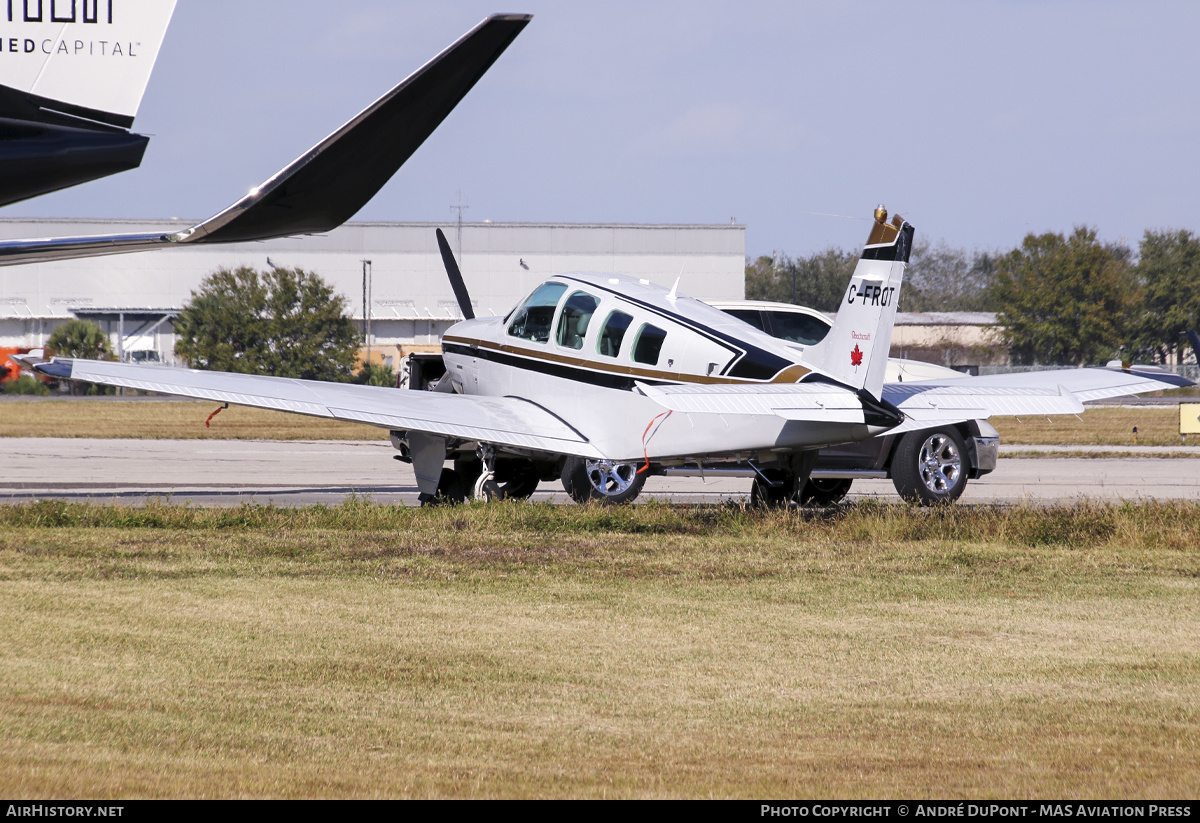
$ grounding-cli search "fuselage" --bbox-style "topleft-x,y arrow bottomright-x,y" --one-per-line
439,272 -> 888,462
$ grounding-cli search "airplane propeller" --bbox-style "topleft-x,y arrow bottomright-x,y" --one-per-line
436,228 -> 475,321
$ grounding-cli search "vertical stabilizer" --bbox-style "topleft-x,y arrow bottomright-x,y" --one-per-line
802,207 -> 913,399
0,0 -> 176,129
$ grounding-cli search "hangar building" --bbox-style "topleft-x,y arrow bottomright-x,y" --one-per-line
0,219 -> 746,368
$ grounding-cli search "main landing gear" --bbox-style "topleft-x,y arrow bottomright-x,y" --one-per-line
560,456 -> 646,505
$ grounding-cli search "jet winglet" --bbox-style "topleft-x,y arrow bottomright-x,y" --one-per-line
178,13 -> 532,246
1187,330 -> 1200,364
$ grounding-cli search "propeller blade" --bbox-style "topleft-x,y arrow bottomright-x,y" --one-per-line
436,228 -> 475,320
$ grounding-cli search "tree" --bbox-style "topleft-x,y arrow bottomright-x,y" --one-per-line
989,227 -> 1139,366
47,318 -> 111,360
902,239 -> 997,312
1133,229 -> 1200,364
46,318 -> 113,395
744,248 -> 856,311
358,361 -> 396,387
174,266 -> 359,381
744,254 -> 780,302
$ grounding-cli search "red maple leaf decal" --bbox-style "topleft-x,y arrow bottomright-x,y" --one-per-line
850,344 -> 863,367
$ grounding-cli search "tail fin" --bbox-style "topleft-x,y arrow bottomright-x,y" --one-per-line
0,0 -> 176,129
801,207 -> 913,399
0,1 -> 176,206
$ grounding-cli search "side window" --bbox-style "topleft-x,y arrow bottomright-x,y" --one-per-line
632,323 -> 668,366
554,291 -> 601,350
506,282 -> 567,343
596,310 -> 633,358
724,309 -> 766,332
766,311 -> 831,346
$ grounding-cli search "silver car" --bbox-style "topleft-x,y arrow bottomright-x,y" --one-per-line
706,300 -> 1000,505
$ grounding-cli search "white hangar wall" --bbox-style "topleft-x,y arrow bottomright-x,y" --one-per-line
0,219 -> 746,360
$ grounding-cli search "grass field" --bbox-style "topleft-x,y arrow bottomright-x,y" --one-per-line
0,398 -> 1194,446
1,500 -> 1197,798
0,399 -> 383,440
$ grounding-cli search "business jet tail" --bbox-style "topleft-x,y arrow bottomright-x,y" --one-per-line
0,0 -> 177,205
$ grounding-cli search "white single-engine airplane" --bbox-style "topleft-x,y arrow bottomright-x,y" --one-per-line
13,13 -> 1195,505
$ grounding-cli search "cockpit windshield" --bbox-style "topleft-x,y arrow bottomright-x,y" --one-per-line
506,281 -> 567,343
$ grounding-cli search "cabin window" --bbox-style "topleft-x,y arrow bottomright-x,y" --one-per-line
554,291 -> 601,350
596,310 -> 633,358
506,281 -> 567,343
632,323 -> 668,366
765,310 -> 831,346
724,309 -> 767,332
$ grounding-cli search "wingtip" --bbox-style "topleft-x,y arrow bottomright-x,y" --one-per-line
1186,330 -> 1200,363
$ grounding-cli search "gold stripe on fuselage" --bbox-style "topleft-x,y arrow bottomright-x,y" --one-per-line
442,335 -> 811,385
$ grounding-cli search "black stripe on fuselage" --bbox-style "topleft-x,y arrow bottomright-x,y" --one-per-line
556,275 -> 794,380
443,341 -> 672,391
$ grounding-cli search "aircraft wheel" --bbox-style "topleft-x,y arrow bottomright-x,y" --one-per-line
453,456 -> 482,485
561,456 -> 645,505
419,468 -> 468,506
750,469 -> 796,509
458,458 -> 540,501
798,478 -> 852,507
495,460 -> 541,500
892,427 -> 968,505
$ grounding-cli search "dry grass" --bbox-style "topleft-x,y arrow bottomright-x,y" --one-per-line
0,399 -> 384,440
1,500 -> 1197,798
993,407 -> 1187,446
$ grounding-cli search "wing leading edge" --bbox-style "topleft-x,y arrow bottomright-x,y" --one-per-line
31,357 -> 601,459
0,13 -> 532,267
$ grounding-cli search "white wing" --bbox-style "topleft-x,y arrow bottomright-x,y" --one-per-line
46,358 -> 602,458
637,366 -> 1190,429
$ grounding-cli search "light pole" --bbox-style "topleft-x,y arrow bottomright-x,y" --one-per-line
361,259 -> 373,369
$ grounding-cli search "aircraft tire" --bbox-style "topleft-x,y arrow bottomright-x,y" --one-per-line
496,460 -> 541,500
892,427 -> 968,506
749,469 -> 796,509
419,468 -> 468,506
561,456 -> 645,505
798,478 -> 852,506
457,457 -> 540,501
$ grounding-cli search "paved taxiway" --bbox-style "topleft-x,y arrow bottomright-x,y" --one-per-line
4,438 -> 1199,506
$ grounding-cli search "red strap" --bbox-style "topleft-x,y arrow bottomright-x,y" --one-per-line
205,404 -> 226,429
637,410 -> 672,475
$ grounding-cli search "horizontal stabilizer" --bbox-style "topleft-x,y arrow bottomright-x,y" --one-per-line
636,381 -> 904,428
879,365 -> 1193,430
638,381 -> 868,423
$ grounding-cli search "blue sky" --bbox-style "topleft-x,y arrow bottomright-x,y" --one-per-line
8,0 -> 1200,258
